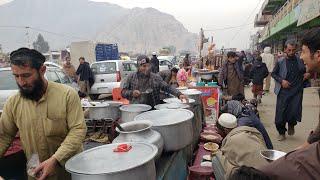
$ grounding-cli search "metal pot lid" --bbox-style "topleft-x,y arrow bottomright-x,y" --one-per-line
134,109 -> 194,126
65,142 -> 158,175
154,103 -> 189,110
176,86 -> 188,90
163,98 -> 195,104
102,101 -> 123,107
120,104 -> 152,112
180,89 -> 202,95
116,120 -> 152,133
82,101 -> 110,108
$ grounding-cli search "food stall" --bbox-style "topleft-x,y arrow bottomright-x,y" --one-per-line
78,78 -> 221,179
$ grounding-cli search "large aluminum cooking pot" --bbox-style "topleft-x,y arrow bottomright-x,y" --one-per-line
154,103 -> 190,110
163,97 -> 195,105
134,109 -> 194,151
101,101 -> 122,120
113,120 -> 164,159
82,102 -> 110,120
180,89 -> 202,105
198,70 -> 219,80
65,142 -> 158,180
120,104 -> 152,123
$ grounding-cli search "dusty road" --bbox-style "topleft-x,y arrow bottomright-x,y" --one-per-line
245,83 -> 319,152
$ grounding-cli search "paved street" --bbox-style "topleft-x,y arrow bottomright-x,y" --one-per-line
245,82 -> 319,152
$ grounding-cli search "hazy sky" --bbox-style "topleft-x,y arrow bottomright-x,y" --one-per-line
91,0 -> 264,50
0,0 -> 264,50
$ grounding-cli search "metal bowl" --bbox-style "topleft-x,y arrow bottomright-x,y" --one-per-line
260,150 -> 286,161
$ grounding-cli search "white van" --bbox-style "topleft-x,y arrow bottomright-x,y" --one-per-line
90,60 -> 137,99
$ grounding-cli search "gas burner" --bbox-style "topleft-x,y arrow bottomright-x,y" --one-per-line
85,118 -> 120,142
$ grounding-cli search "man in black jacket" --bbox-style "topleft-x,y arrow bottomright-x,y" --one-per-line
150,52 -> 159,73
76,57 -> 94,96
250,56 -> 269,103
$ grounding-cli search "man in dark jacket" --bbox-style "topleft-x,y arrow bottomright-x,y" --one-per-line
121,55 -> 187,107
272,40 -> 309,141
250,56 -> 269,103
182,54 -> 191,72
218,51 -> 244,96
76,57 -> 94,96
150,52 -> 159,73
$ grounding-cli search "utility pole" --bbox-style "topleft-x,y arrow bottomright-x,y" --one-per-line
199,28 -> 204,58
25,26 -> 31,48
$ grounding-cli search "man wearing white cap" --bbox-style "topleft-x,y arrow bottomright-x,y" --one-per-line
214,113 -> 268,179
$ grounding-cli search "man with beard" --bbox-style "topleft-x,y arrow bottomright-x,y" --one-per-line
254,29 -> 320,180
272,40 -> 310,141
0,48 -> 87,180
224,30 -> 320,178
121,55 -> 187,107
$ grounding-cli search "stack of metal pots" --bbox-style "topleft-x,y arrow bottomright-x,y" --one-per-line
112,120 -> 164,159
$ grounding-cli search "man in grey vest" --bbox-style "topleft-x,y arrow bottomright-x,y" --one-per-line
272,40 -> 310,141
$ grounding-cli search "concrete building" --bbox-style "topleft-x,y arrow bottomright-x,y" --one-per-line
254,0 -> 320,53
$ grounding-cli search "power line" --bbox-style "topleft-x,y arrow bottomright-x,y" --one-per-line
29,27 -> 89,40
0,25 -> 89,40
227,0 -> 263,47
203,23 -> 254,31
0,25 -> 25,29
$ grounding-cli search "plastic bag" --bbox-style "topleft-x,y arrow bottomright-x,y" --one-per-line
113,144 -> 132,152
26,154 -> 40,178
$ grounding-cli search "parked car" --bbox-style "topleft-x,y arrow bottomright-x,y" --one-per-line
158,56 -> 177,65
159,59 -> 174,72
89,60 -> 137,99
44,61 -> 63,69
0,67 -> 79,115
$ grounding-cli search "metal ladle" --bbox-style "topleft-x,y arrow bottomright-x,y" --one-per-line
114,121 -> 125,132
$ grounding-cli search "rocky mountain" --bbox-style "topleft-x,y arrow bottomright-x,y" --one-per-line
0,0 -> 198,53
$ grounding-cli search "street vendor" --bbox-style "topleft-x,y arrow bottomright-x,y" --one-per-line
0,48 -> 87,180
121,55 -> 188,107
159,67 -> 179,89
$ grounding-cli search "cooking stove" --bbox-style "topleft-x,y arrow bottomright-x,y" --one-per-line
84,118 -> 119,143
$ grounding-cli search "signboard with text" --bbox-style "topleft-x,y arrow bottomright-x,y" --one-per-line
298,0 -> 320,26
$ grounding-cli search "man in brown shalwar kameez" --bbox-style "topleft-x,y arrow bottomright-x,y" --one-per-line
218,51 -> 244,97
